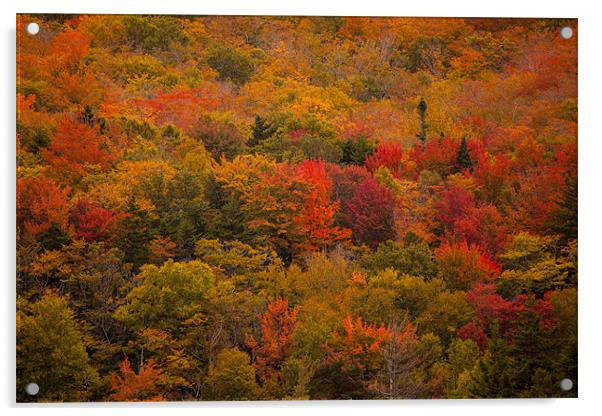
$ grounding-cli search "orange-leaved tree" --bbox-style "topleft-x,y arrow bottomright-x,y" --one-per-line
42,117 -> 114,185
246,297 -> 298,386
435,241 -> 502,290
110,357 -> 164,402
291,160 -> 351,251
17,176 -> 72,244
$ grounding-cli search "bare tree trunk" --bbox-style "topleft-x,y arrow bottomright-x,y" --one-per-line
379,316 -> 428,399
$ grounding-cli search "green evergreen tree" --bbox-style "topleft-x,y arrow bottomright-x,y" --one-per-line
455,137 -> 473,172
550,289 -> 577,397
248,115 -> 276,147
203,174 -> 257,243
308,359 -> 373,400
158,170 -> 208,260
416,97 -> 428,146
338,136 -> 376,165
81,105 -> 95,127
550,176 -> 578,244
39,222 -> 71,251
509,299 -> 562,397
467,330 -> 519,398
117,197 -> 155,272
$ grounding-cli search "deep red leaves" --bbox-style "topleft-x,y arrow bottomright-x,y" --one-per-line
365,142 -> 405,177
344,177 -> 397,249
461,284 -> 559,348
437,184 -> 507,255
457,321 -> 489,351
70,199 -> 124,242
436,184 -> 476,228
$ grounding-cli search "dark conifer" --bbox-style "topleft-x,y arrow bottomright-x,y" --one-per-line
416,97 -> 428,146
455,136 -> 473,172
248,115 -> 275,147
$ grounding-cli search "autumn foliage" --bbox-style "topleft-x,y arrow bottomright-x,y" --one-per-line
17,176 -> 71,240
292,161 -> 352,251
110,357 -> 164,402
344,177 -> 397,248
436,242 -> 502,290
69,199 -> 121,242
42,118 -> 114,184
16,15 -> 577,401
246,298 -> 298,384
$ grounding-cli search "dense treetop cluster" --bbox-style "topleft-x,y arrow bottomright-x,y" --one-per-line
16,15 -> 577,401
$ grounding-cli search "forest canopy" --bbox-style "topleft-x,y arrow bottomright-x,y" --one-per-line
16,15 -> 577,401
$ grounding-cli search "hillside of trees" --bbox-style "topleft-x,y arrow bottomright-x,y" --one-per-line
16,15 -> 577,401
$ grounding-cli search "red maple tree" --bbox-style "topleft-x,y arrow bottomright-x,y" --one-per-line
70,198 -> 124,242
344,177 -> 397,249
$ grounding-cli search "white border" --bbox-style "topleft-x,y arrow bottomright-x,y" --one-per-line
2,1 -> 601,415
10,0 -> 582,17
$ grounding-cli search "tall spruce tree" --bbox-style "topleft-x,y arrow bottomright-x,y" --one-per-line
455,137 -> 473,172
416,97 -> 428,146
550,176 -> 578,244
248,115 -> 275,147
467,328 -> 519,398
117,197 -> 155,272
